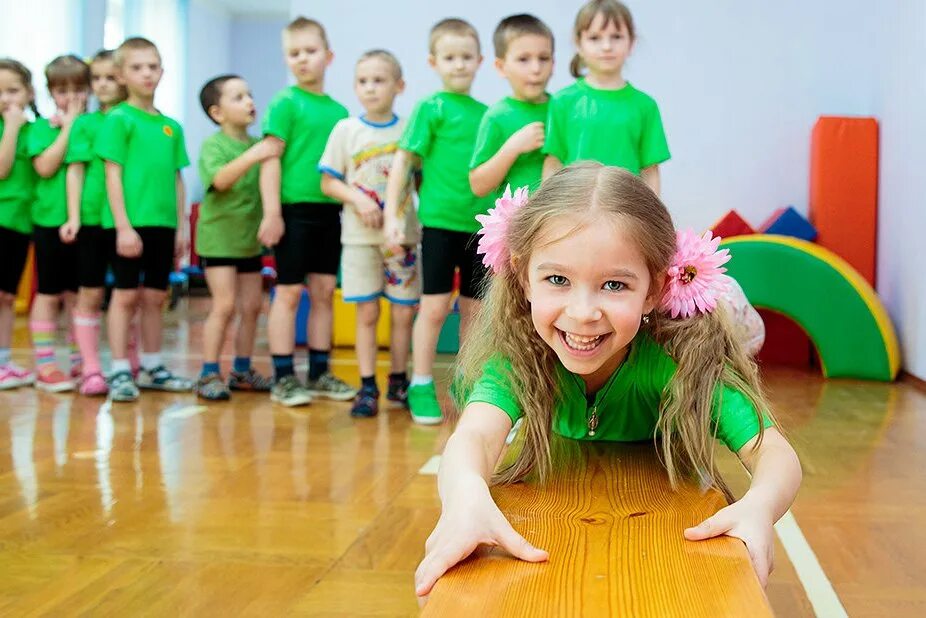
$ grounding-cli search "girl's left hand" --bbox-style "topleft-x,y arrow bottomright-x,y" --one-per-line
683,498 -> 775,587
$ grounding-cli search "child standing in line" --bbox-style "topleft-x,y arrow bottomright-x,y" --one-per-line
414,163 -> 801,596
193,74 -> 279,401
62,49 -> 127,396
0,59 -> 39,390
319,50 -> 420,418
542,0 -> 670,195
28,55 -> 90,392
383,18 -> 490,425
470,14 -> 554,198
259,17 -> 356,407
96,37 -> 193,402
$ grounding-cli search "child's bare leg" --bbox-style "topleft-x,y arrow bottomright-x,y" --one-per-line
233,272 -> 264,360
202,266 -> 238,368
355,300 -> 380,379
108,288 -> 139,365
412,293 -> 451,378
389,303 -> 415,374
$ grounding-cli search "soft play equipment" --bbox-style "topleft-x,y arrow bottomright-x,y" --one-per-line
809,117 -> 879,286
14,245 -> 34,314
711,210 -> 754,238
759,206 -> 818,242
755,309 -> 814,367
721,235 -> 899,381
332,290 -> 391,348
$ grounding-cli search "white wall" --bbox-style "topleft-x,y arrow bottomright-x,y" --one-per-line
230,15 -> 289,127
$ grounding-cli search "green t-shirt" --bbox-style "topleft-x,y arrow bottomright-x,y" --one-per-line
543,79 -> 670,174
95,102 -> 189,229
65,111 -> 108,226
262,86 -> 348,205
466,332 -> 772,453
0,119 -> 36,235
399,91 -> 490,233
470,96 -> 549,196
27,117 -> 68,227
196,131 -> 262,258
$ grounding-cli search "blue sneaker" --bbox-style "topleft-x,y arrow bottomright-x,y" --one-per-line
109,370 -> 139,402
350,386 -> 380,418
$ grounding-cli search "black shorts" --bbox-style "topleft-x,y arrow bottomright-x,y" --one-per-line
420,227 -> 488,299
0,226 -> 30,295
77,225 -> 111,288
274,203 -> 341,284
200,255 -> 263,273
34,225 -> 79,295
108,226 -> 175,291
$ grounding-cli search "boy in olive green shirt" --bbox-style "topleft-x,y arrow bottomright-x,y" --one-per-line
259,17 -> 355,407
193,74 -> 280,401
383,18 -> 489,425
96,37 -> 192,402
469,14 -> 554,199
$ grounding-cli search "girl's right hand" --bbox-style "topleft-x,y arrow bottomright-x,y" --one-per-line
116,226 -> 143,258
1,105 -> 26,129
414,481 -> 549,599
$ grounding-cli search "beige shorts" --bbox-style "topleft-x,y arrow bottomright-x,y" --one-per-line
341,244 -> 420,305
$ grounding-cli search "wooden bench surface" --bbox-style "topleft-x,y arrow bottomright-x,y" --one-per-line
422,442 -> 771,617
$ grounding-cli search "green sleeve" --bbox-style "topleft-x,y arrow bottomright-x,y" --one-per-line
65,116 -> 91,164
399,98 -> 436,157
197,136 -> 226,190
262,93 -> 292,142
174,123 -> 190,169
464,355 -> 522,425
26,118 -> 54,158
541,96 -> 568,162
639,99 -> 670,169
95,113 -> 129,165
712,386 -> 775,453
469,113 -> 503,169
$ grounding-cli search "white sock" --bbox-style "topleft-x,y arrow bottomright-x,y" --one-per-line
141,352 -> 162,370
410,374 -> 433,387
111,358 -> 131,374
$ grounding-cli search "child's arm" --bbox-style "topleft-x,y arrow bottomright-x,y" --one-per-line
175,171 -> 186,259
415,403 -> 548,598
542,154 -> 563,180
105,160 -> 142,258
60,162 -> 85,243
641,165 -> 661,196
684,428 -> 801,587
0,106 -> 26,179
257,137 -> 285,247
383,148 -> 417,247
33,100 -> 81,178
211,138 -> 282,192
320,174 -> 383,229
469,122 -> 545,197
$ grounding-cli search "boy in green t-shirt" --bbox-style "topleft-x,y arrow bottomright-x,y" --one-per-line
193,74 -> 280,401
383,18 -> 489,425
96,37 -> 193,402
469,14 -> 554,199
258,17 -> 354,407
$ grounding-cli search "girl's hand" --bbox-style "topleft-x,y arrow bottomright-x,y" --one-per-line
1,105 -> 26,129
59,219 -> 80,244
258,214 -> 284,247
116,226 -> 143,258
62,96 -> 84,127
684,498 -> 775,587
415,481 -> 548,599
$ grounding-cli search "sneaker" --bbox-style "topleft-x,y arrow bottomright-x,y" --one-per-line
386,377 -> 410,408
350,387 -> 380,418
79,372 -> 109,396
270,375 -> 312,407
408,382 -> 443,425
35,368 -> 75,393
0,363 -> 36,390
137,365 -> 194,392
228,368 -> 273,392
305,371 -> 358,401
195,373 -> 231,401
109,371 -> 139,402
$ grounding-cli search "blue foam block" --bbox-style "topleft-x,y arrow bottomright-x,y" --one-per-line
763,206 -> 818,242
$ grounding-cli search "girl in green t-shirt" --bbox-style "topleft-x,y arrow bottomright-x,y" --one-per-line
542,0 -> 671,195
414,163 -> 801,598
0,58 -> 40,390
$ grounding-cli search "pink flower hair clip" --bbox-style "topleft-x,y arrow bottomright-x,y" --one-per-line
475,184 -> 530,274
660,229 -> 732,319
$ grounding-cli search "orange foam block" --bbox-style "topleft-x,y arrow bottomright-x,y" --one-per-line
809,117 -> 879,286
711,210 -> 754,238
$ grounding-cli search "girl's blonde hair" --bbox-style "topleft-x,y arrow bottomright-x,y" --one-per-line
0,58 -> 40,117
455,162 -> 773,497
570,0 -> 636,78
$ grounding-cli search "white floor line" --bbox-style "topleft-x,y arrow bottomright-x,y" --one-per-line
418,455 -> 441,475
775,511 -> 847,618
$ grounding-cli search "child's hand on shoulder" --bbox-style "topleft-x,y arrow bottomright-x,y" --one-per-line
353,191 -> 383,229
116,226 -> 143,258
684,496 -> 775,587
250,138 -> 283,163
505,122 -> 545,155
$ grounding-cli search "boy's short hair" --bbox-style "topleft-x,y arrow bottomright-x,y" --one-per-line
114,37 -> 161,67
493,14 -> 555,59
284,16 -> 329,49
199,74 -> 241,125
45,54 -> 90,89
356,49 -> 402,80
428,18 -> 480,54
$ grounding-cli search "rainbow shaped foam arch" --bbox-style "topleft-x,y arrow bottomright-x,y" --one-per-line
720,235 -> 900,381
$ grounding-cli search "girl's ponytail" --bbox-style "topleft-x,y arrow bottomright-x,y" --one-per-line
569,53 -> 584,78
0,58 -> 39,118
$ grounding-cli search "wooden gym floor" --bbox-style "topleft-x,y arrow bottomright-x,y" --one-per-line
0,298 -> 923,616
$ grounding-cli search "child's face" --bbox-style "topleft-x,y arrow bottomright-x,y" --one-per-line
49,82 -> 88,114
429,34 -> 482,94
119,48 -> 163,99
91,59 -> 122,107
354,57 -> 404,116
213,78 -> 256,127
0,69 -> 32,114
284,28 -> 333,87
525,216 -> 658,390
496,34 -> 553,102
577,12 -> 633,77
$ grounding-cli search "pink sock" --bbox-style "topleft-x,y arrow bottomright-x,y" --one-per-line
73,311 -> 102,376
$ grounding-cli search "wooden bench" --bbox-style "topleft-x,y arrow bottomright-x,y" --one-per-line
422,442 -> 771,616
